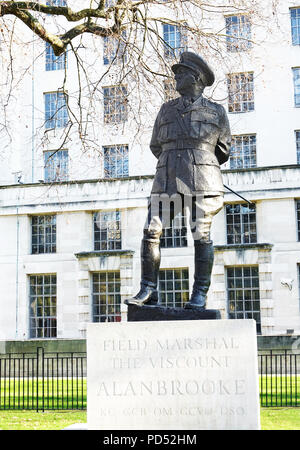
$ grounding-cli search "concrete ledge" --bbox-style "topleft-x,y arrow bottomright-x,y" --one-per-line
2,339 -> 86,354
75,249 -> 135,258
214,243 -> 273,252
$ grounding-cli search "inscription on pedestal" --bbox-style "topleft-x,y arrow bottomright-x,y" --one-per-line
87,319 -> 260,430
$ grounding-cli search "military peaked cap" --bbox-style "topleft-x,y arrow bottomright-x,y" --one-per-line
171,52 -> 215,87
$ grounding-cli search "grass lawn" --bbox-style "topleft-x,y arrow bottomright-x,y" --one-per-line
0,378 -> 86,410
0,408 -> 299,430
0,409 -> 87,430
260,407 -> 300,430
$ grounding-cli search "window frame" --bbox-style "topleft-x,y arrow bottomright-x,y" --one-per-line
103,85 -> 128,124
160,211 -> 188,249
158,268 -> 189,308
44,91 -> 68,129
290,7 -> 300,46
45,42 -> 67,71
296,199 -> 300,242
226,265 -> 261,334
296,130 -> 300,164
93,210 -> 122,251
44,149 -> 69,182
225,203 -> 257,245
292,67 -> 300,107
162,23 -> 187,59
46,0 -> 67,5
31,214 -> 57,254
229,134 -> 257,169
227,72 -> 255,113
103,145 -> 129,178
225,14 -> 252,52
29,273 -> 57,339
103,31 -> 127,65
91,271 -> 121,323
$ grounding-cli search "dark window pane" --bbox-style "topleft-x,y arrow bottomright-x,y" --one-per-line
227,266 -> 261,334
29,274 -> 57,338
92,272 -> 121,323
159,268 -> 189,308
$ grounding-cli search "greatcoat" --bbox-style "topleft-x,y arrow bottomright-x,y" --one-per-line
150,95 -> 231,196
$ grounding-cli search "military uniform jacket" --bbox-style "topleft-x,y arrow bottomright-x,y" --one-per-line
150,95 -> 231,195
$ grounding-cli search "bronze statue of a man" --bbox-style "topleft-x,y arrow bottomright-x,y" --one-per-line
127,52 -> 231,310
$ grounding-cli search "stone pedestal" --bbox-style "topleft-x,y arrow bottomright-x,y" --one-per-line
87,319 -> 260,430
126,303 -> 221,321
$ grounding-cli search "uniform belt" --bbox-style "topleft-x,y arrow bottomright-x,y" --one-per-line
161,141 -> 214,152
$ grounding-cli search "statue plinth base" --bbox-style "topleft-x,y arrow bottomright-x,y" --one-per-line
125,302 -> 221,321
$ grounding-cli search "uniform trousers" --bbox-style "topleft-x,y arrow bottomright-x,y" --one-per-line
144,193 -> 224,243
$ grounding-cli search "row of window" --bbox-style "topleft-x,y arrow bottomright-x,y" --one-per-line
43,131 -> 300,182
29,265 -> 262,338
44,9 -> 300,74
44,145 -> 128,182
43,65 -> 300,132
29,200 -> 300,256
30,210 -> 185,254
43,86 -> 129,129
226,9 -> 300,49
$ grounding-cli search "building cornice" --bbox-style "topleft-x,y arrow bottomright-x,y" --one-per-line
214,243 -> 273,252
221,164 -> 300,175
75,249 -> 135,258
0,174 -> 154,190
1,164 -> 300,190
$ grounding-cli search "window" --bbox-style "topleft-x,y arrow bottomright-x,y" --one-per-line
103,85 -> 128,124
163,24 -> 187,58
230,135 -> 257,169
103,145 -> 129,178
159,268 -> 189,308
227,72 -> 254,113
227,266 -> 261,334
44,150 -> 68,182
103,32 -> 126,65
293,68 -> 300,107
29,274 -> 57,338
46,0 -> 67,5
298,265 -> 300,304
44,92 -> 68,129
226,203 -> 257,244
94,211 -> 121,251
92,272 -> 121,322
160,210 -> 187,248
32,215 -> 56,254
45,42 -> 66,71
225,15 -> 252,52
296,200 -> 300,241
291,8 -> 300,45
296,131 -> 300,164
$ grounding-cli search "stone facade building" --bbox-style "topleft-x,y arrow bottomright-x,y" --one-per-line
1,0 -> 300,343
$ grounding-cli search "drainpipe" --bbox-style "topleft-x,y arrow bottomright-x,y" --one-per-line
31,35 -> 35,183
15,198 -> 20,339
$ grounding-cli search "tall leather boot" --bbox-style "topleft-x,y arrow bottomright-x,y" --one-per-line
184,240 -> 214,311
126,230 -> 161,306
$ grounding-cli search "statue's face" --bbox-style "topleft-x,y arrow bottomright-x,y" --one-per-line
174,66 -> 197,94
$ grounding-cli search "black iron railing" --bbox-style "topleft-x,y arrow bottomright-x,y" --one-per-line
0,348 -> 86,411
0,348 -> 299,410
259,350 -> 300,407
